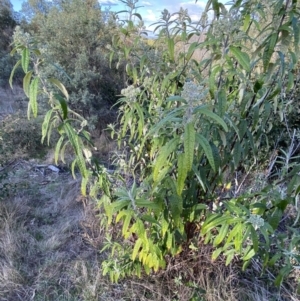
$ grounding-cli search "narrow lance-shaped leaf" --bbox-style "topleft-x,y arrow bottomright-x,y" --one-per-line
9,60 -> 21,88
153,137 -> 179,182
195,107 -> 228,131
209,65 -> 222,97
186,41 -> 199,61
217,88 -> 226,117
23,71 -> 33,97
262,33 -> 277,72
49,78 -> 69,100
21,48 -> 29,73
132,238 -> 143,261
229,46 -> 250,72
184,121 -> 195,171
54,94 -> 68,120
41,109 -> 54,143
197,134 -> 216,172
177,153 -> 188,196
54,135 -> 64,164
29,77 -> 39,118
64,123 -> 88,178
168,38 -> 175,61
81,173 -> 88,196
169,194 -> 183,227
214,223 -> 229,246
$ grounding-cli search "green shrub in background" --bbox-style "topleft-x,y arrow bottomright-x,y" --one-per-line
10,0 -> 300,288
0,0 -> 20,88
18,0 -> 124,130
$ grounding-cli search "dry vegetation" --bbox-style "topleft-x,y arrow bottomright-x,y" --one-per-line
0,90 -> 300,301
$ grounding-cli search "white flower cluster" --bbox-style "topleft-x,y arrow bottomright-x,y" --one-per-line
212,11 -> 244,42
142,77 -> 152,89
181,81 -> 208,123
181,81 -> 208,104
121,85 -> 140,102
248,214 -> 265,230
13,26 -> 31,49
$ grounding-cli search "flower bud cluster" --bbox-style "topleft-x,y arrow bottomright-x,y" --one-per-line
13,26 -> 31,49
181,81 -> 204,104
211,10 -> 244,42
248,214 -> 265,230
121,85 -> 140,102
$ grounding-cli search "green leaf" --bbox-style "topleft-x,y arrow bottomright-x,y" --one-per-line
177,153 -> 188,196
192,165 -> 207,192
186,41 -> 199,61
197,134 -> 216,172
243,13 -> 251,31
166,231 -> 173,250
122,211 -> 132,237
54,136 -> 64,164
21,48 -> 29,73
226,222 -> 242,245
153,137 -> 179,182
141,215 -> 159,225
49,78 -> 69,100
41,109 -> 54,144
29,77 -> 39,118
201,215 -> 233,234
209,65 -> 222,97
169,195 -> 183,226
243,248 -> 255,261
81,175 -> 88,196
195,107 -> 228,131
23,71 -> 33,97
64,122 -> 80,156
217,88 -> 226,117
212,248 -> 223,260
54,94 -> 68,120
214,223 -> 229,246
274,265 -> 292,287
229,46 -> 250,72
224,249 -> 235,266
184,122 -> 195,171
133,103 -> 144,139
132,238 -> 143,261
268,208 -> 282,229
233,141 -> 242,168
9,59 -> 21,88
168,38 -> 175,61
64,122 -> 87,178
262,33 -> 277,72
133,12 -> 142,20
135,199 -> 160,210
166,95 -> 187,104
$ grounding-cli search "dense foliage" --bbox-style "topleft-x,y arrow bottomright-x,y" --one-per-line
10,0 -> 300,288
17,0 -> 124,129
0,0 -> 19,87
